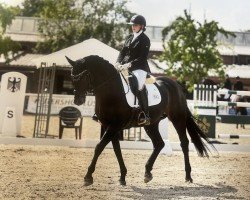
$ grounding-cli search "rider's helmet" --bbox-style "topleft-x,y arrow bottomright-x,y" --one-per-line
128,15 -> 146,27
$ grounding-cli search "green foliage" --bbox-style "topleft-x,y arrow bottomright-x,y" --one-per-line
20,0 -> 133,53
0,4 -> 14,33
159,10 -> 235,91
0,35 -> 21,63
20,0 -> 45,17
0,4 -> 21,63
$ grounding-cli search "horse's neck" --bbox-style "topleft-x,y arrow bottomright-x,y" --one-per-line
89,58 -> 125,100
94,72 -> 125,103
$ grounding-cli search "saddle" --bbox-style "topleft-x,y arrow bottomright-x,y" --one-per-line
119,70 -> 161,107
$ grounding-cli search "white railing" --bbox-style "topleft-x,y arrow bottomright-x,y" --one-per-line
194,84 -> 250,108
193,84 -> 217,108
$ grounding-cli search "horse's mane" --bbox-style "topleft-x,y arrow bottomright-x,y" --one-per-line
83,55 -> 115,70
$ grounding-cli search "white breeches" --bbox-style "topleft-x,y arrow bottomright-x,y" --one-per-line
131,69 -> 147,91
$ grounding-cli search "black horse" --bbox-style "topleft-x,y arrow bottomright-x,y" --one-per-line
66,55 -> 212,186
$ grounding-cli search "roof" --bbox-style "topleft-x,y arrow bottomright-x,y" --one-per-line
150,42 -> 250,56
5,33 -> 43,42
32,38 -> 119,68
2,54 -> 250,79
150,41 -> 163,52
5,16 -> 43,42
217,45 -> 250,56
2,52 -> 167,74
225,65 -> 250,78
9,53 -> 44,67
150,61 -> 250,79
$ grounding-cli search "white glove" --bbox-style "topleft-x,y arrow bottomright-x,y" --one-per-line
118,63 -> 131,71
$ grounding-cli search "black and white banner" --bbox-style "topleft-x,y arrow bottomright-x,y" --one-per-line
26,94 -> 95,116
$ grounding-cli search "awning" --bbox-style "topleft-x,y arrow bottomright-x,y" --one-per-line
32,38 -> 119,68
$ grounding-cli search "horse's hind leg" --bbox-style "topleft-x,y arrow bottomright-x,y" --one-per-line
172,119 -> 193,182
144,122 -> 165,183
111,133 -> 127,185
84,126 -> 114,186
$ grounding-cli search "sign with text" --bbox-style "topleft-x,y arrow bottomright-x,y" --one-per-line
0,72 -> 27,136
26,94 -> 95,116
1,107 -> 17,137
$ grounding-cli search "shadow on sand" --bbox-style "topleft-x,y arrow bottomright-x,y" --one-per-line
123,183 -> 243,200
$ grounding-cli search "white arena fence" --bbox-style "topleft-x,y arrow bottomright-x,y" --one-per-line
194,84 -> 250,109
193,84 -> 250,127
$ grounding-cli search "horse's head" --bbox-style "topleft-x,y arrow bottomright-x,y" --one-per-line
66,56 -> 92,105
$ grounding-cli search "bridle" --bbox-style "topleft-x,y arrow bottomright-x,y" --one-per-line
71,69 -> 88,82
71,68 -> 119,92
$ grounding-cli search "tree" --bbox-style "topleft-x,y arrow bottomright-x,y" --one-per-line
0,3 -> 21,63
20,0 -> 133,53
20,0 -> 45,17
159,10 -> 235,91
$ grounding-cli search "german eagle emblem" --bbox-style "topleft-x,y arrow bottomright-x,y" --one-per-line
7,77 -> 21,92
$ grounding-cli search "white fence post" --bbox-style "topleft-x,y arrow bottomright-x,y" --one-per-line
0,72 -> 27,137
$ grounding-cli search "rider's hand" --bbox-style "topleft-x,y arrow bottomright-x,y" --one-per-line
118,63 -> 131,71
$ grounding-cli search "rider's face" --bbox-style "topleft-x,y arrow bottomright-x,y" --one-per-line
132,24 -> 143,33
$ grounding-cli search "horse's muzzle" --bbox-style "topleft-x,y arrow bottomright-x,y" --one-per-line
74,95 -> 86,106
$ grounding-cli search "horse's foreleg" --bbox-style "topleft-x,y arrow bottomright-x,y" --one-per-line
144,123 -> 165,183
84,126 -> 113,186
111,133 -> 127,186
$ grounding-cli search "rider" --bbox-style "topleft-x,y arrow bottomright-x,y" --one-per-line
116,15 -> 151,125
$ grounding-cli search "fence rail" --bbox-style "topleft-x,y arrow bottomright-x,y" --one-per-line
194,84 -> 250,108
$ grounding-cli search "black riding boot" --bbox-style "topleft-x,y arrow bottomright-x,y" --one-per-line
137,87 -> 150,125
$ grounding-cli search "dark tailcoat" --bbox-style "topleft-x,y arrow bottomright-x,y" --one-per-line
117,32 -> 151,73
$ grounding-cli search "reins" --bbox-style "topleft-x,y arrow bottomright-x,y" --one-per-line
72,68 -> 120,92
93,72 -> 119,91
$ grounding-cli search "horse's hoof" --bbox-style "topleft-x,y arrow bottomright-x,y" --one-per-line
185,177 -> 193,183
119,179 -> 126,186
144,172 -> 153,183
84,177 -> 93,186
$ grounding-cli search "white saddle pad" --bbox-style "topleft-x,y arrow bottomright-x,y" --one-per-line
120,73 -> 161,107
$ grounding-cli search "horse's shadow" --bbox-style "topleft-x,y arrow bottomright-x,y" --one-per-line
125,183 -> 243,200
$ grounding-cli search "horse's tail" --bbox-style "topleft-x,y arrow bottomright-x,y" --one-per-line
157,76 -> 214,157
185,107 -> 214,157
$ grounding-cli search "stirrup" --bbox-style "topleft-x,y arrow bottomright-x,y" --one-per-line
138,112 -> 150,125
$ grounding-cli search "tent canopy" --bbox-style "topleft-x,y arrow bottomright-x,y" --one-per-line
32,38 -> 119,68
31,38 -> 250,78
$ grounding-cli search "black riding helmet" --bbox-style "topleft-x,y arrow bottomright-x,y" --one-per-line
128,15 -> 146,26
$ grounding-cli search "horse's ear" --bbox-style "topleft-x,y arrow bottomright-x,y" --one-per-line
65,56 -> 76,67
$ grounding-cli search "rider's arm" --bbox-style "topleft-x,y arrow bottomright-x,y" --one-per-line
117,34 -> 132,64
